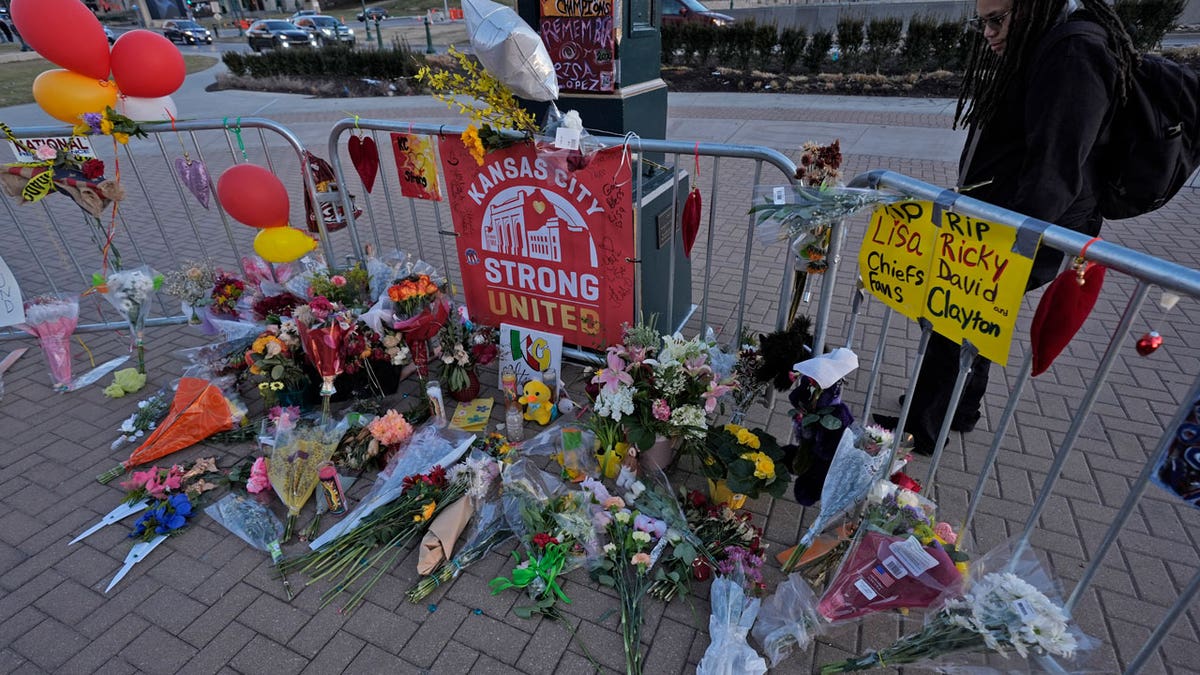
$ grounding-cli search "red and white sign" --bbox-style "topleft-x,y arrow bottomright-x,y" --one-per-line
438,140 -> 635,349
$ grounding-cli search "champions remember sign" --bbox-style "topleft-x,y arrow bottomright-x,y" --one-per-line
438,140 -> 635,349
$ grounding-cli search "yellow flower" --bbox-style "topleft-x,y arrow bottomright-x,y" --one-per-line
100,119 -> 114,134
113,132 -> 130,144
723,423 -> 745,435
414,500 -> 437,523
461,126 -> 485,166
735,428 -> 761,449
740,452 -> 774,480
73,123 -> 90,136
258,382 -> 269,391
270,381 -> 284,391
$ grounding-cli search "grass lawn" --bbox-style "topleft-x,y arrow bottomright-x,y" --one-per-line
0,55 -> 219,109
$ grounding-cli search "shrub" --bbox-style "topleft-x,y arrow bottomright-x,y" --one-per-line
1116,0 -> 1186,51
688,22 -> 718,66
661,22 -> 680,64
226,41 -> 427,81
732,21 -> 761,71
867,17 -> 904,54
805,30 -> 834,73
779,26 -> 808,73
836,16 -> 865,55
932,19 -> 970,71
902,16 -> 939,69
223,51 -> 249,78
754,23 -> 780,70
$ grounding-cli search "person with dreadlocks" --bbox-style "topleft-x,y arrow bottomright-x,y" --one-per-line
875,0 -> 1139,454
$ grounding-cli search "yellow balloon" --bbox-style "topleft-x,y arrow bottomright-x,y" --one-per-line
32,69 -> 118,124
254,226 -> 316,263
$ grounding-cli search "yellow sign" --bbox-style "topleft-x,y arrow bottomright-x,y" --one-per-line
858,201 -> 1037,365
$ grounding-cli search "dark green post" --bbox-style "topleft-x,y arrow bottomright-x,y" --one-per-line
375,17 -> 383,48
423,15 -> 435,53
359,0 -> 371,40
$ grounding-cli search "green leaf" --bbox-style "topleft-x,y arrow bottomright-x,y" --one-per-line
596,574 -> 616,587
271,365 -> 284,380
801,413 -> 821,426
819,415 -> 843,430
513,605 -> 533,619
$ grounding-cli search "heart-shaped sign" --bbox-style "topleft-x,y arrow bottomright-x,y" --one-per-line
347,135 -> 379,193
532,200 -> 546,214
1029,262 -> 1106,376
174,157 -> 210,209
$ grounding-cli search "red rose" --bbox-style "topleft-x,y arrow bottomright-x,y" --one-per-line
472,342 -> 498,366
81,158 -> 105,180
532,532 -> 559,549
889,471 -> 922,494
687,490 -> 708,509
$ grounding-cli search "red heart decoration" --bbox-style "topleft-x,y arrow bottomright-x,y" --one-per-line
347,135 -> 379,193
1029,262 -> 1107,376
681,187 -> 702,258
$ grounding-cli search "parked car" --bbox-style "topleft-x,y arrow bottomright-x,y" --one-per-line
246,20 -> 318,52
103,25 -> 115,44
289,10 -> 318,21
162,19 -> 213,45
356,7 -> 389,22
293,15 -> 355,46
660,0 -> 734,26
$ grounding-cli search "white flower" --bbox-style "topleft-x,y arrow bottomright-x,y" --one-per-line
615,510 -> 631,524
603,542 -> 616,555
120,419 -> 136,433
668,404 -> 707,439
631,531 -> 651,544
595,384 -> 635,421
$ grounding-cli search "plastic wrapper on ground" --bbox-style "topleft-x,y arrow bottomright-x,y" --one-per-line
696,575 -> 767,675
752,572 -> 824,668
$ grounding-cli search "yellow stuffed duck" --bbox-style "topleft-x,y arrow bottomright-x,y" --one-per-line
519,380 -> 554,426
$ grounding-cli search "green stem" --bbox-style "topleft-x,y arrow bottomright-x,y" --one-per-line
96,464 -> 126,484
780,541 -> 810,573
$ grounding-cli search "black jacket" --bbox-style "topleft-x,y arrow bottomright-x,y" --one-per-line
960,13 -> 1121,287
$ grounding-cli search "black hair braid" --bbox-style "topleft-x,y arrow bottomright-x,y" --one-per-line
955,0 -> 1138,130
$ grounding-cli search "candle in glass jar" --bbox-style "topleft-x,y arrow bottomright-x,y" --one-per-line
426,379 -> 447,427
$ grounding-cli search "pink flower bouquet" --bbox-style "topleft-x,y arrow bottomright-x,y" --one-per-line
18,294 -> 79,391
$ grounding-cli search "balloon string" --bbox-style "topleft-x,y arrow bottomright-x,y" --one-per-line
693,142 -> 700,180
166,109 -> 189,160
99,135 -> 121,275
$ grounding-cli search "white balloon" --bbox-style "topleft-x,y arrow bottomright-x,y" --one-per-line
116,94 -> 178,122
464,0 -> 558,102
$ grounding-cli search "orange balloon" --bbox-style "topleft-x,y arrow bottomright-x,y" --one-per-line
12,0 -> 111,80
32,70 -> 118,124
111,30 -> 186,98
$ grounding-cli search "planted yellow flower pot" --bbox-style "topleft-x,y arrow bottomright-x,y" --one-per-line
707,478 -> 747,509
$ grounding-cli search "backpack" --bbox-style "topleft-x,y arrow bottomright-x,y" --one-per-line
1044,20 -> 1200,219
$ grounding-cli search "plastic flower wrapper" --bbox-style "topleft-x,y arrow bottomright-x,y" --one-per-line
206,493 -> 292,596
491,458 -> 577,605
308,423 -> 474,551
820,539 -> 1097,673
463,0 -> 558,102
783,425 -> 895,572
17,294 -> 79,391
752,573 -> 824,668
269,417 -> 349,542
293,297 -> 352,408
696,561 -> 768,675
97,265 -> 162,374
415,452 -> 504,574
632,468 -> 718,602
751,183 -> 901,250
111,388 -> 172,450
98,377 -> 243,483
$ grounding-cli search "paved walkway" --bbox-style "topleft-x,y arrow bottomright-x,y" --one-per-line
0,64 -> 1197,674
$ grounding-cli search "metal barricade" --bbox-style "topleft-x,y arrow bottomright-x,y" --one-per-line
828,169 -> 1200,673
322,119 -> 807,363
0,117 -> 332,338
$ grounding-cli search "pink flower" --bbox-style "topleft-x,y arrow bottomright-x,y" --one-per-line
581,477 -> 611,504
594,510 -> 613,529
652,399 -> 671,422
702,380 -> 734,414
634,514 -> 667,539
120,468 -> 154,492
34,144 -> 57,161
933,522 -> 958,546
247,456 -> 271,494
307,296 -> 335,321
603,496 -> 625,510
684,355 -> 711,377
330,275 -> 347,287
269,405 -> 301,432
591,348 -> 633,394
631,552 -> 651,567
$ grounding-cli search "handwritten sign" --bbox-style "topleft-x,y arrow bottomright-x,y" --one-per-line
389,132 -> 442,201
858,201 -> 1037,364
499,323 -> 563,390
0,255 -> 25,328
540,16 -> 616,93
540,0 -> 613,17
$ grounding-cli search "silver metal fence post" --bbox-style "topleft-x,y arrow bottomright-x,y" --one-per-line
1123,565 -> 1200,674
1012,281 -> 1150,561
2,196 -> 59,295
324,120 -> 366,263
432,203 -> 456,295
699,155 -> 720,334
924,340 -> 979,487
373,129 -> 398,255
735,160 -> 765,340
812,212 -> 847,355
881,318 -> 933,476
667,152 -> 679,331
187,130 -> 244,263
843,286 -> 864,351
858,303 -> 891,424
633,145 -> 645,323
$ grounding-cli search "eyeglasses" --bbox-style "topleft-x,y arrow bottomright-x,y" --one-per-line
967,10 -> 1012,32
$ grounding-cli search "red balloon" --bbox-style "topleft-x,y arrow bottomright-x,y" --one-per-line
111,30 -> 186,99
11,0 -> 111,80
217,164 -> 291,228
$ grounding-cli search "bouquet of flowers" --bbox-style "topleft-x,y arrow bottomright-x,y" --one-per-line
821,570 -> 1083,673
695,556 -> 768,675
292,296 -> 353,412
388,273 -> 449,377
435,308 -> 497,399
698,423 -> 789,502
122,457 -> 221,540
357,408 -> 415,468
207,493 -> 291,597
281,465 -> 467,614
590,497 -> 667,675
111,388 -> 171,450
787,376 -> 856,507
244,319 -> 308,406
209,270 -> 246,317
269,419 -> 348,542
308,263 -> 372,310
17,294 -> 79,391
590,322 -> 731,458
752,573 -> 824,668
97,266 -> 162,374
162,261 -> 215,325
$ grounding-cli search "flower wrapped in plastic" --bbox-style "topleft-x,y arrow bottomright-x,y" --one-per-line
820,542 -> 1093,673
17,294 -> 79,391
98,266 -> 162,374
752,573 -> 824,668
206,494 -> 291,594
696,561 -> 768,675
292,296 -> 352,410
269,417 -> 348,542
388,274 -> 449,377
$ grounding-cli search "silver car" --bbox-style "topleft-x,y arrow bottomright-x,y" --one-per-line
292,15 -> 355,46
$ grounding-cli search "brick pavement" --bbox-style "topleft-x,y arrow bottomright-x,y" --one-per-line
1,83 -> 1198,674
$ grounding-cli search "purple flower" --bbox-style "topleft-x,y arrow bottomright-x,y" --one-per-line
592,348 -> 632,394
634,514 -> 667,539
83,112 -> 103,133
